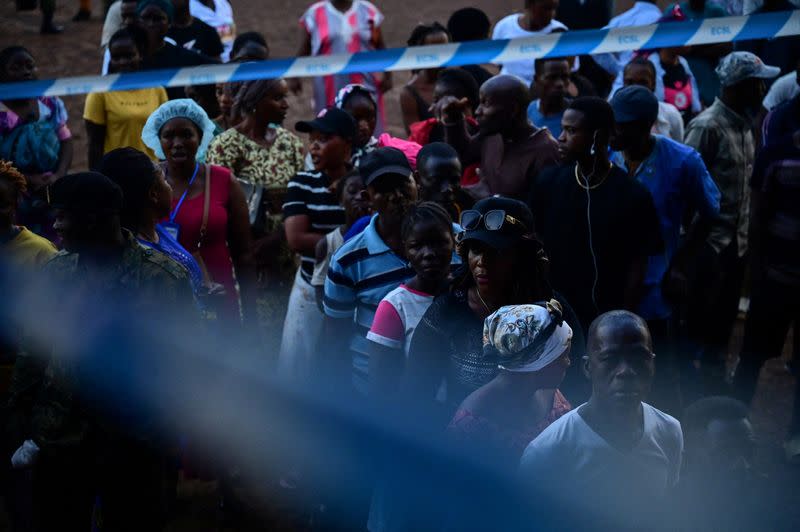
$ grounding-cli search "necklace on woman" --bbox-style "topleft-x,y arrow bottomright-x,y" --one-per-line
474,286 -> 493,313
574,161 -> 613,190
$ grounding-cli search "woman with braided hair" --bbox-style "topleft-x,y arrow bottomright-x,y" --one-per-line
206,78 -> 304,189
206,78 -> 305,357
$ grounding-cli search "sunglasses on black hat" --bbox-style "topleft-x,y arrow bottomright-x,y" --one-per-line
460,209 -> 530,233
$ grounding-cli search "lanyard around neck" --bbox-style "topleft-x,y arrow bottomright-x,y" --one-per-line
169,163 -> 201,223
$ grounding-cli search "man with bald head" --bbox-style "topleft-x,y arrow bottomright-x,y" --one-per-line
433,74 -> 559,200
520,311 -> 683,527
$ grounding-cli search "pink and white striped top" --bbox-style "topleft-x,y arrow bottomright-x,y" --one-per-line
300,1 -> 386,129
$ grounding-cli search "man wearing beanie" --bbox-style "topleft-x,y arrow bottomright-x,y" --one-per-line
7,172 -> 196,530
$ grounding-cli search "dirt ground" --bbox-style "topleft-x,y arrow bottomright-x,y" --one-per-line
1,1 -> 798,529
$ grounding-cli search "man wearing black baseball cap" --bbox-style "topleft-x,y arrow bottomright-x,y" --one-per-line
281,107 -> 355,380
295,106 -> 357,140
10,171 -> 196,530
320,147 -> 425,396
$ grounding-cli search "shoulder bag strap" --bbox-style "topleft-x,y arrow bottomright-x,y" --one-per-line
192,164 -> 217,289
198,163 -> 211,251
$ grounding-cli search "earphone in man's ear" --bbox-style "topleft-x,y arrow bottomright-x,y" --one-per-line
590,130 -> 598,156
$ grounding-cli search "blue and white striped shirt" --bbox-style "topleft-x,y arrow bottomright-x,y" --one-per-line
323,214 -> 460,394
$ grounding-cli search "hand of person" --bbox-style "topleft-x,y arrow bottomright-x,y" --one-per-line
11,440 -> 40,469
288,78 -> 303,95
430,96 -> 470,125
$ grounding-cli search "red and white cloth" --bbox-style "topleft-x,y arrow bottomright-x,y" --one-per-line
367,284 -> 434,355
299,0 -> 386,131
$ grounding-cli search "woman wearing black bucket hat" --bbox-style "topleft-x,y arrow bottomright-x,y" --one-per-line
406,196 -> 583,418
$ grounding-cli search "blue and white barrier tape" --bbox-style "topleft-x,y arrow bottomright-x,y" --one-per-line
1,11 -> 798,100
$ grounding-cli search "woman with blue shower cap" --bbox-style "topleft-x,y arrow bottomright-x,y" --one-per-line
142,98 -> 256,326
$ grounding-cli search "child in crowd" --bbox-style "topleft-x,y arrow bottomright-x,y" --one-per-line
367,202 -> 455,393
335,84 -> 379,167
312,171 -> 371,308
365,201 -> 456,532
415,142 -> 473,221
651,45 -> 703,122
279,107 -> 355,381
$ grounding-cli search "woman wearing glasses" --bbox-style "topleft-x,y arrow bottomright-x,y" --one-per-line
406,196 -> 583,418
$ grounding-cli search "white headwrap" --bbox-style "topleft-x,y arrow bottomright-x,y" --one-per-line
482,300 -> 573,373
141,99 -> 217,162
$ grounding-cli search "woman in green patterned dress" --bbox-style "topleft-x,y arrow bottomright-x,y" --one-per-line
206,78 -> 304,362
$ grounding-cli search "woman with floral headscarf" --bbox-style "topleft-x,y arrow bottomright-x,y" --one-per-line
406,197 -> 583,416
374,301 -> 574,532
448,301 -> 573,463
434,302 -> 573,532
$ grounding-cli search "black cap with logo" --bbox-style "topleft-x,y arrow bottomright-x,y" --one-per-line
358,147 -> 413,187
295,107 -> 357,141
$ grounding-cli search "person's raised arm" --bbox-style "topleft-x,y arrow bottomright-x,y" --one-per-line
432,96 -> 480,167
400,86 -> 421,134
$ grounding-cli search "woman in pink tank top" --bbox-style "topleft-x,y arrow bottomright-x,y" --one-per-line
142,99 -> 256,325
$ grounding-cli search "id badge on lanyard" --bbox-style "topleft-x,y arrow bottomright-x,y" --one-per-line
165,163 -> 200,242
161,221 -> 181,241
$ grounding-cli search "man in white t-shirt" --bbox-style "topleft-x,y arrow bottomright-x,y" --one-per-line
189,0 -> 236,61
519,310 -> 683,528
593,1 -> 662,80
492,0 -> 568,86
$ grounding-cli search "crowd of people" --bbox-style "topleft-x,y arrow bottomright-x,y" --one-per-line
2,0 -> 800,530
